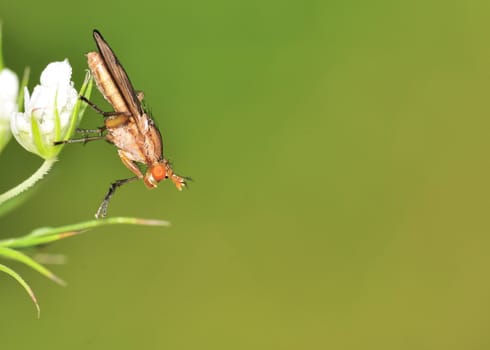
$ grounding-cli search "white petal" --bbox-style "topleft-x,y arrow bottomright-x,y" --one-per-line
40,59 -> 72,88
40,118 -> 54,134
11,111 -> 31,133
10,111 -> 38,155
0,68 -> 19,100
0,68 -> 19,123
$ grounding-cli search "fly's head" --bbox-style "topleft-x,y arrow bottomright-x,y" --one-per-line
144,160 -> 186,191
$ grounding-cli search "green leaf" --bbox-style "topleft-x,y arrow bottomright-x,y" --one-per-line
0,264 -> 40,318
0,186 -> 36,218
30,115 -> 47,158
0,217 -> 170,249
0,158 -> 56,208
77,71 -> 94,121
0,21 -> 3,70
0,246 -> 65,285
16,67 -> 30,109
53,90 -> 61,143
62,71 -> 93,143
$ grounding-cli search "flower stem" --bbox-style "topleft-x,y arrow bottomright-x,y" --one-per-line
0,158 -> 57,206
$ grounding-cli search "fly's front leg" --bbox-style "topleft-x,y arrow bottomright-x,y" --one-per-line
95,177 -> 138,218
95,151 -> 143,218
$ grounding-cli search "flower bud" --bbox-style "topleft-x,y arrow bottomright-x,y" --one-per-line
0,68 -> 19,153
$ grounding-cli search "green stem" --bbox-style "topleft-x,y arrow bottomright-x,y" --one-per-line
0,158 -> 57,206
0,21 -> 4,70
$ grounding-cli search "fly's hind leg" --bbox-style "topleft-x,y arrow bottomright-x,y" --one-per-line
80,96 -> 131,129
80,96 -> 130,118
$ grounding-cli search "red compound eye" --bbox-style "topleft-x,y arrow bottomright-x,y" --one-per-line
151,164 -> 166,181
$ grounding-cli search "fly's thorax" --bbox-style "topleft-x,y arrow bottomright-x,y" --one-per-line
86,51 -> 128,112
107,122 -> 147,164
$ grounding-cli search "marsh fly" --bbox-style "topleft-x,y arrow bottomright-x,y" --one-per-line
56,30 -> 186,218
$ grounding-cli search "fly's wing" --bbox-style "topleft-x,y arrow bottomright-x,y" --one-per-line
92,30 -> 144,121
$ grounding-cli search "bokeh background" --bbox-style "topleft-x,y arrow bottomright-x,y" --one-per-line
1,0 -> 490,349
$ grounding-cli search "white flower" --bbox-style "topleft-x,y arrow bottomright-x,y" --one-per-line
0,68 -> 19,152
11,59 -> 78,159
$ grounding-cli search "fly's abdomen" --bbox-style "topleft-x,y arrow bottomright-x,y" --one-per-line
87,52 -> 128,113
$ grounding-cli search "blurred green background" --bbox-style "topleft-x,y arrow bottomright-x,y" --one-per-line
2,0 -> 490,348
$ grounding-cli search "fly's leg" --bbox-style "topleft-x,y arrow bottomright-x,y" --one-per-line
80,96 -> 131,129
74,127 -> 106,142
53,135 -> 106,146
54,127 -> 106,145
80,96 -> 130,118
95,177 -> 138,219
54,95 -> 131,145
95,151 -> 143,218
76,127 -> 106,135
118,150 -> 144,179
